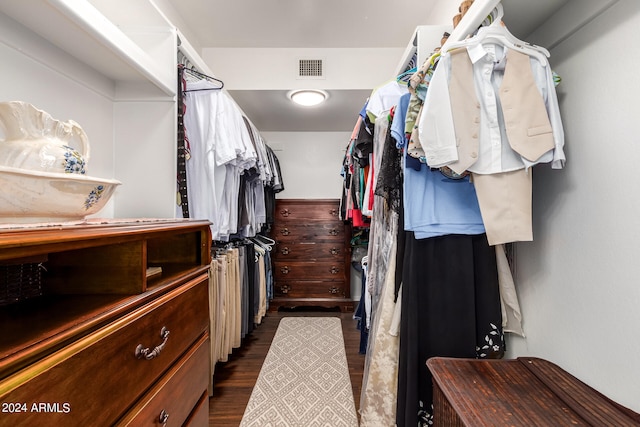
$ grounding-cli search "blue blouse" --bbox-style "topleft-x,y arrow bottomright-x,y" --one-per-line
392,93 -> 485,238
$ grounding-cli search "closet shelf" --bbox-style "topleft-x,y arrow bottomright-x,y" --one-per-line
394,25 -> 452,76
0,0 -> 175,97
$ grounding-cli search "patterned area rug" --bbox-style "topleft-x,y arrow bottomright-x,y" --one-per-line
240,317 -> 359,427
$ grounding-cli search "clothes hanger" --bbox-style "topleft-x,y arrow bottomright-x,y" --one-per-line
251,234 -> 275,251
396,67 -> 417,85
257,234 -> 275,245
443,4 -> 550,66
181,66 -> 225,91
178,52 -> 192,68
479,5 -> 550,58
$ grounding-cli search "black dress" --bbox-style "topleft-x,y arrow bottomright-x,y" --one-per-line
396,231 -> 505,426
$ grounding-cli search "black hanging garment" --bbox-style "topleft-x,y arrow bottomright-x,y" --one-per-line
396,232 -> 505,426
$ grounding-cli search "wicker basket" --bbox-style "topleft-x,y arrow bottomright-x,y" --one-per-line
0,257 -> 46,306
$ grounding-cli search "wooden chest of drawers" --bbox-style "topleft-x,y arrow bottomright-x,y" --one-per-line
0,220 -> 212,427
270,199 -> 353,312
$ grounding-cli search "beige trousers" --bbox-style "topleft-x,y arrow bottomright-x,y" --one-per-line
472,168 -> 533,246
217,254 -> 230,362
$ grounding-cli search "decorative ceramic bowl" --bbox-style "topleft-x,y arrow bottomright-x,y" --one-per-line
0,166 -> 120,223
0,101 -> 120,223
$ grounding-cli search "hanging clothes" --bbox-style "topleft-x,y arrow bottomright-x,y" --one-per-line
359,112 -> 403,426
340,111 -> 370,228
181,66 -> 283,379
419,42 -> 565,245
366,80 -> 409,121
346,9 -> 545,426
393,13 -> 551,427
263,145 -> 285,230
396,232 -> 504,426
179,61 -> 284,240
209,237 -> 273,372
182,80 -> 227,239
383,81 -> 505,427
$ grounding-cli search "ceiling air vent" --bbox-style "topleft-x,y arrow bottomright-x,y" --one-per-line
297,59 -> 324,79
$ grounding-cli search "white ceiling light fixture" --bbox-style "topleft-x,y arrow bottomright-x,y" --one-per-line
288,89 -> 328,107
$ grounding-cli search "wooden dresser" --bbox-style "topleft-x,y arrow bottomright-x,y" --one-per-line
270,199 -> 353,312
0,220 -> 212,427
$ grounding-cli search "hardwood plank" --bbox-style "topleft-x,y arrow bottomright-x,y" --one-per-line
208,311 -> 365,426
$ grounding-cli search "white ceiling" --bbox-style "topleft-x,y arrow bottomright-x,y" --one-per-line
172,0 -> 442,49
166,0 -> 570,132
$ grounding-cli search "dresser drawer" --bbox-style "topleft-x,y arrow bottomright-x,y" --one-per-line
274,223 -> 345,242
274,261 -> 346,281
116,333 -> 210,426
274,280 -> 348,298
273,241 -> 345,261
183,392 -> 210,426
276,200 -> 341,222
0,275 -> 209,427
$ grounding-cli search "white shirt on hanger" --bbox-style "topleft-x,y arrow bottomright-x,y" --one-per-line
365,80 -> 409,120
216,92 -> 257,240
419,44 -> 565,174
184,80 -> 231,239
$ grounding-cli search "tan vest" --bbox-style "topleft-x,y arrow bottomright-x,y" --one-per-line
447,48 -> 554,175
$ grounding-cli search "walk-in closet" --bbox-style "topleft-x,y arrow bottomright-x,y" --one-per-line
1,0 -> 639,426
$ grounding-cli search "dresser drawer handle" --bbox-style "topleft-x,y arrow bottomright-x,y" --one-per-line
280,284 -> 291,294
135,326 -> 170,360
329,228 -> 339,236
330,247 -> 340,255
281,247 -> 290,255
281,266 -> 290,274
329,286 -> 341,294
280,208 -> 291,217
330,208 -> 338,216
330,266 -> 340,274
159,409 -> 169,426
281,228 -> 290,236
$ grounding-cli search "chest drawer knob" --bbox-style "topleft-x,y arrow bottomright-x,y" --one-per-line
159,409 -> 169,426
281,246 -> 290,255
330,247 -> 340,255
329,286 -> 341,294
280,208 -> 291,217
135,326 -> 170,360
330,208 -> 338,216
280,266 -> 290,274
281,228 -> 290,236
330,266 -> 340,274
329,228 -> 339,236
280,284 -> 291,294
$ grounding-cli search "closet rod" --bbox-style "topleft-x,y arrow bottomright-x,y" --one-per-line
175,31 -> 260,133
441,0 -> 502,51
177,30 -> 215,76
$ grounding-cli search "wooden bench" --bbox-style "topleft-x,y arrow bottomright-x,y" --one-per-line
428,357 -> 640,426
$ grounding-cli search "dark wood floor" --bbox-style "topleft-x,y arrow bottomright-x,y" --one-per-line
208,310 -> 365,426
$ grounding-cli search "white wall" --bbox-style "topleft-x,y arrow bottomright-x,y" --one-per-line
507,0 -> 640,412
113,101 -> 177,218
203,47 -> 403,91
262,131 -> 349,199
